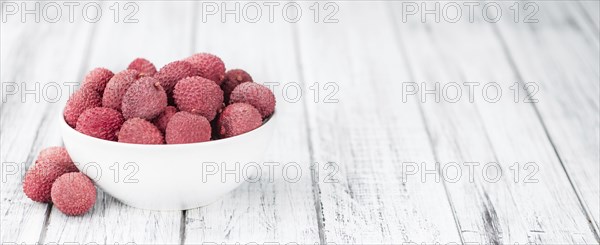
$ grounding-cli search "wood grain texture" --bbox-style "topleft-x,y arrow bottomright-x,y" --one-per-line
390,1 -> 599,243
579,0 -> 600,34
183,2 -> 320,243
1,1 -> 598,244
40,2 -> 194,244
296,2 -> 462,243
495,1 -> 600,239
1,15 -> 93,244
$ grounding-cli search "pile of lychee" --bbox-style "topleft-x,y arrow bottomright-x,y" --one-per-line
23,53 -> 276,216
64,53 -> 275,144
23,147 -> 96,216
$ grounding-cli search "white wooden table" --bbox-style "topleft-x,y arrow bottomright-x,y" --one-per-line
1,1 -> 599,244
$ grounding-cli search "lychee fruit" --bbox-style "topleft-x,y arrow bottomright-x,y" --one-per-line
165,111 -> 211,144
118,118 -> 164,144
217,103 -> 262,138
221,69 -> 253,103
102,69 -> 140,111
37,147 -> 74,168
152,106 -> 178,132
155,60 -> 196,93
81,67 -> 114,94
173,76 -> 223,121
121,77 -> 167,120
23,147 -> 79,203
128,58 -> 157,77
51,172 -> 96,216
185,53 -> 226,85
64,87 -> 102,128
230,82 -> 276,118
75,107 -> 124,141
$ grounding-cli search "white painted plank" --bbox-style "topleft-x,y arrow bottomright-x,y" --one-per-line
183,2 -> 320,243
496,0 -> 600,238
41,2 -> 195,244
390,1 -> 599,243
579,0 -> 600,33
1,8 -> 93,244
297,2 -> 461,243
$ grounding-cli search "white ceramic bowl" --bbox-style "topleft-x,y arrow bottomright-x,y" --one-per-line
61,110 -> 277,210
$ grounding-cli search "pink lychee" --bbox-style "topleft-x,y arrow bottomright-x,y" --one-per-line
185,53 -> 226,85
64,87 -> 102,128
152,106 -> 178,132
81,67 -> 114,94
118,118 -> 164,144
221,69 -> 253,103
173,76 -> 223,121
165,111 -> 211,144
121,77 -> 167,120
155,60 -> 196,93
217,103 -> 262,138
75,107 -> 124,141
128,58 -> 157,77
102,69 -> 140,111
51,172 -> 96,216
230,82 -> 276,118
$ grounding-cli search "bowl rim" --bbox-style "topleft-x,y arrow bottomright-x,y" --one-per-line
61,106 -> 277,148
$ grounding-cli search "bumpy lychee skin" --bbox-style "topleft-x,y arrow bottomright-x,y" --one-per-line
64,87 -> 102,128
121,77 -> 167,120
217,103 -> 262,138
118,118 -> 164,144
155,61 -> 196,93
23,147 -> 78,203
76,107 -> 124,141
51,172 -> 96,216
173,76 -> 224,121
165,111 -> 211,144
37,147 -> 73,168
230,82 -> 276,118
102,69 -> 140,111
221,69 -> 253,103
82,67 -> 114,94
185,53 -> 226,85
128,58 -> 157,77
152,106 -> 178,132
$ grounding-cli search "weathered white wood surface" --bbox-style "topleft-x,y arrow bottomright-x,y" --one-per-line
496,1 -> 600,238
389,1 -> 599,243
1,1 -> 599,244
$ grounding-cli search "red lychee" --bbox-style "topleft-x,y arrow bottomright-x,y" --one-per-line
128,58 -> 157,77
121,77 -> 167,120
221,69 -> 253,103
152,106 -> 178,132
64,87 -> 102,128
51,172 -> 96,216
81,67 -> 114,94
102,69 -> 140,111
185,53 -> 226,85
217,103 -> 262,138
37,147 -> 73,168
75,107 -> 124,141
230,82 -> 276,118
155,60 -> 196,93
23,147 -> 79,203
118,118 -> 164,144
165,111 -> 211,144
173,76 -> 223,121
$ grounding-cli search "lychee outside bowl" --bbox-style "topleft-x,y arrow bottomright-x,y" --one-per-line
61,109 -> 277,211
